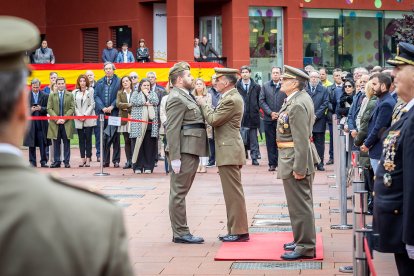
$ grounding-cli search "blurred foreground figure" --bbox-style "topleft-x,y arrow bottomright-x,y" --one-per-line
0,16 -> 133,276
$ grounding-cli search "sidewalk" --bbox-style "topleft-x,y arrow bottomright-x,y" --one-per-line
23,145 -> 398,275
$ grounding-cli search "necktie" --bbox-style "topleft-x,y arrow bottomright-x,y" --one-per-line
245,83 -> 248,92
311,87 -> 315,94
59,91 -> 64,116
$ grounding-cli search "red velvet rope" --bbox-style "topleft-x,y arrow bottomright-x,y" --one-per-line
28,115 -> 158,124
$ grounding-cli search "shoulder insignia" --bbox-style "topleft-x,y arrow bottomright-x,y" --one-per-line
48,174 -> 113,202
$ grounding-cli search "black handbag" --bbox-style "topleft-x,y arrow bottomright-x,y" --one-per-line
240,127 -> 250,146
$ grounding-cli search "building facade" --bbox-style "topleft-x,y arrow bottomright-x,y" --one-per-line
3,0 -> 413,82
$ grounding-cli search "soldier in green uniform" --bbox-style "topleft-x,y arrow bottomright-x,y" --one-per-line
0,16 -> 133,275
198,68 -> 249,242
277,65 -> 319,260
165,62 -> 209,244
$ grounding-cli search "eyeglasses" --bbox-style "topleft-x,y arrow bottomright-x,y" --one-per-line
344,85 -> 353,88
130,76 -> 138,79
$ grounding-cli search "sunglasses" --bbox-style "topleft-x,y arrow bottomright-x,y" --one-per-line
130,76 -> 138,79
344,85 -> 353,88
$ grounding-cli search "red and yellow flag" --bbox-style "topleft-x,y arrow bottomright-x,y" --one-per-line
29,62 -> 221,90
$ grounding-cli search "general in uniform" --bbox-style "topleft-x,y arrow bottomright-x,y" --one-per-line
165,62 -> 209,244
373,42 -> 414,276
0,16 -> 133,275
277,65 -> 319,260
199,68 -> 249,242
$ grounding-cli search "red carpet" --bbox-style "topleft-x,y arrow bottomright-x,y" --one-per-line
214,232 -> 323,261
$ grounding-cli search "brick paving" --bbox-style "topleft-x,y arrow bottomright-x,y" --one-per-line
22,145 -> 398,275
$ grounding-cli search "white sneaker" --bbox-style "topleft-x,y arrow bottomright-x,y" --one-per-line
144,169 -> 152,174
135,169 -> 141,174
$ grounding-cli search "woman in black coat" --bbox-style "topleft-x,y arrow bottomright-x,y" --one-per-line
337,79 -> 356,122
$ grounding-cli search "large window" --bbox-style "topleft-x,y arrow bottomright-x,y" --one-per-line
249,7 -> 283,84
303,9 -> 404,71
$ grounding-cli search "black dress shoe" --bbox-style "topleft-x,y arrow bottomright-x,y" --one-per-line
40,163 -> 49,168
103,163 -> 110,168
221,233 -> 250,242
50,163 -> 61,168
268,165 -> 276,171
30,163 -> 37,167
172,234 -> 204,244
206,161 -> 215,168
123,162 -> 131,169
326,159 -> 334,165
316,164 -> 325,171
284,242 -> 296,251
252,159 -> 259,166
64,163 -> 71,168
113,162 -> 119,168
281,251 -> 315,260
97,157 -> 100,162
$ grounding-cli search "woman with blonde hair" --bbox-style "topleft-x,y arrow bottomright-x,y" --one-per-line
356,80 -> 375,129
192,78 -> 212,173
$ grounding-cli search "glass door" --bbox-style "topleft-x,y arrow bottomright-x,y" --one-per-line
199,16 -> 222,55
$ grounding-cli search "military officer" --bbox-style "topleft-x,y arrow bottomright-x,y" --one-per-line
197,68 -> 249,242
277,65 -> 319,260
373,42 -> 414,276
165,62 -> 209,244
0,16 -> 133,275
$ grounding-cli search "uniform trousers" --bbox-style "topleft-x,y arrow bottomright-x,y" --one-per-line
328,122 -> 334,160
168,153 -> 199,237
283,173 -> 316,256
395,251 -> 414,276
264,120 -> 278,166
312,132 -> 325,165
218,165 -> 249,234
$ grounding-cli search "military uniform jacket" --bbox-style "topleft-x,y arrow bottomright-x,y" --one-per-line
201,88 -> 246,166
165,87 -> 208,160
0,152 -> 133,276
373,108 -> 413,253
276,90 -> 317,179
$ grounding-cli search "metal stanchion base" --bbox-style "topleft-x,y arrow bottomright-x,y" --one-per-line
94,172 -> 110,176
338,265 -> 353,273
329,185 -> 338,188
331,224 -> 353,230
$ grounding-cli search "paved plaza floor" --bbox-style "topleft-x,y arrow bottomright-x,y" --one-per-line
22,145 -> 398,275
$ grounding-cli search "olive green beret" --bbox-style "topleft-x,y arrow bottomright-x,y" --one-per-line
0,16 -> 39,71
168,61 -> 191,77
282,65 -> 310,81
214,67 -> 239,79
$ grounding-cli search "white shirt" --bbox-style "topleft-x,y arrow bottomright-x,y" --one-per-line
404,97 -> 414,112
0,143 -> 22,156
286,91 -> 299,102
123,51 -> 128,63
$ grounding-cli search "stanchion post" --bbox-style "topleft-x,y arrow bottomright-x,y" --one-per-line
329,115 -> 339,185
94,114 -> 109,176
331,129 -> 352,230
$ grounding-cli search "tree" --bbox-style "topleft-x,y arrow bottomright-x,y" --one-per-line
392,8 -> 414,44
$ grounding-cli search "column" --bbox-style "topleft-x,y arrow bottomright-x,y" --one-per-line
167,0 -> 194,62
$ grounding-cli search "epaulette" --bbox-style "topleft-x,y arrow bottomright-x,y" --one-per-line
48,173 -> 113,203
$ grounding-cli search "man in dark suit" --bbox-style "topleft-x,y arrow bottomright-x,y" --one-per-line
372,42 -> 414,275
306,71 -> 329,171
259,66 -> 286,171
23,78 -> 49,167
236,65 -> 261,166
326,68 -> 343,165
94,62 -> 121,168
199,36 -> 220,60
360,73 -> 396,174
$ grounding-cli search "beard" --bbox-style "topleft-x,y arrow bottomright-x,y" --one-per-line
183,79 -> 195,91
